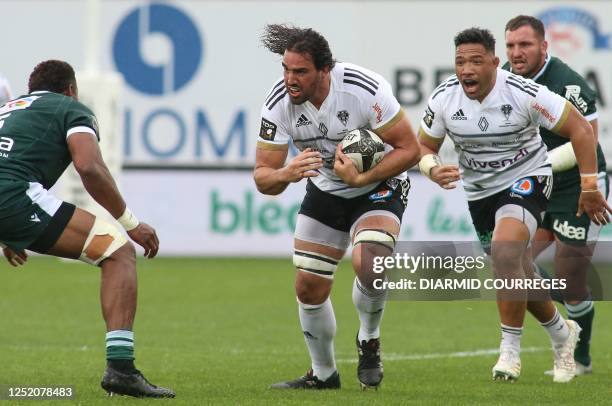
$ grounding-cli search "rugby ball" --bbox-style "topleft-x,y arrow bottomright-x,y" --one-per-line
341,128 -> 385,173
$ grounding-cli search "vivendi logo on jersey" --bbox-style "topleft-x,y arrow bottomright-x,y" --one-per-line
112,4 -> 203,95
537,7 -> 612,56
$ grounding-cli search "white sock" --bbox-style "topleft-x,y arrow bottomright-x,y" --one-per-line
352,277 -> 387,343
500,324 -> 522,353
298,297 -> 336,380
541,308 -> 569,348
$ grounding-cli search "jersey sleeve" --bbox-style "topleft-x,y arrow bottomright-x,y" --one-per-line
64,100 -> 100,141
368,77 -> 402,132
257,103 -> 291,151
418,91 -> 446,144
528,84 -> 570,131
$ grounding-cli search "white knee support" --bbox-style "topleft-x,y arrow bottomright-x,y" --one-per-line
79,218 -> 128,266
293,250 -> 339,280
495,204 -> 538,241
353,228 -> 396,252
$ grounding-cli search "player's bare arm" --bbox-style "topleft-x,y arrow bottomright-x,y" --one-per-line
417,128 -> 460,190
254,147 -> 322,195
334,114 -> 420,187
551,102 -> 611,224
68,133 -> 159,257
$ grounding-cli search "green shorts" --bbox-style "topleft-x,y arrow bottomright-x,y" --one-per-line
0,180 -> 74,252
541,173 -> 609,245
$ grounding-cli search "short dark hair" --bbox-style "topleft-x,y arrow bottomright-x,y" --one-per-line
28,60 -> 76,94
505,15 -> 545,39
454,27 -> 496,53
261,24 -> 335,70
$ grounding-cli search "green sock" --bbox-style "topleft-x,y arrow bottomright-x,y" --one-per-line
106,330 -> 134,360
565,301 -> 594,366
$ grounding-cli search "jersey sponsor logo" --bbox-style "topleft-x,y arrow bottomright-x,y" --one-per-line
296,114 -> 312,128
465,148 -> 528,170
337,110 -> 349,126
510,177 -> 534,195
259,118 -> 277,141
501,104 -> 513,120
423,105 -> 434,128
0,96 -> 40,115
369,189 -> 392,201
319,122 -> 328,136
531,102 -> 556,123
564,85 -> 588,113
0,136 -> 14,152
112,4 -> 202,95
553,219 -> 586,240
478,117 -> 489,131
372,103 -> 383,124
451,109 -> 467,120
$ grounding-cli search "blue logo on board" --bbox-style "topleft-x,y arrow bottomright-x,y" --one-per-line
537,7 -> 611,51
112,4 -> 203,95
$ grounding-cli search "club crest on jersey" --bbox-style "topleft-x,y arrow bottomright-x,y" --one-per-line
337,110 -> 349,126
369,189 -> 393,201
501,104 -> 513,121
511,178 -> 534,195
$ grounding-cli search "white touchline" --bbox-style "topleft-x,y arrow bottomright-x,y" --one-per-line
336,346 -> 546,364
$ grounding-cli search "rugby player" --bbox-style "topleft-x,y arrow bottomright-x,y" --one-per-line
0,60 -> 174,398
417,28 -> 610,382
504,15 -> 605,375
255,24 -> 420,389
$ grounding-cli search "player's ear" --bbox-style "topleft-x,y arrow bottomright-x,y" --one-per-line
541,39 -> 548,54
492,55 -> 500,67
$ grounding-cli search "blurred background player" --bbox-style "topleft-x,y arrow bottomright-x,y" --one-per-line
255,24 -> 420,390
504,15 -> 606,375
0,60 -> 174,398
0,71 -> 12,105
417,27 -> 610,382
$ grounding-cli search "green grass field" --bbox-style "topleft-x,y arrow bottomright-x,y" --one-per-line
1,257 -> 611,405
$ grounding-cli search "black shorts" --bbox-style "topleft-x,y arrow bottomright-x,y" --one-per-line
468,175 -> 551,250
299,178 -> 410,233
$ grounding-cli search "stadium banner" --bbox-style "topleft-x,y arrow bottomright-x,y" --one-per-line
122,171 -> 612,256
2,1 -> 611,168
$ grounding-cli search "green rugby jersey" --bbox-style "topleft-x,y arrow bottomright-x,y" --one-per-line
0,91 -> 99,189
503,56 -> 606,211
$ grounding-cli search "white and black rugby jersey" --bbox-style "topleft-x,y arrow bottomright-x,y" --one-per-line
257,62 -> 405,198
420,68 -> 570,201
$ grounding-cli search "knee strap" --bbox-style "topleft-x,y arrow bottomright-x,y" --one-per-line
293,250 -> 339,280
353,228 -> 396,252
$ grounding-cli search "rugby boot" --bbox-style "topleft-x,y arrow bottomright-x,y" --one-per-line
101,366 -> 175,398
356,334 -> 383,390
270,369 -> 340,389
492,347 -> 521,382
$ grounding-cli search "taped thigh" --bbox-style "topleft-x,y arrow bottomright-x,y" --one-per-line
80,218 -> 128,266
495,203 -> 538,242
293,249 -> 339,280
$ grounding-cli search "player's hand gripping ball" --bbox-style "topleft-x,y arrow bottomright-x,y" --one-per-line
340,128 -> 385,173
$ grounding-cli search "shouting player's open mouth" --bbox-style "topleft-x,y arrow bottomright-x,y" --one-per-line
462,78 -> 479,96
287,85 -> 301,98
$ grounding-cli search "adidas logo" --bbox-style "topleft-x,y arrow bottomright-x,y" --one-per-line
296,114 -> 312,128
451,109 -> 467,120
